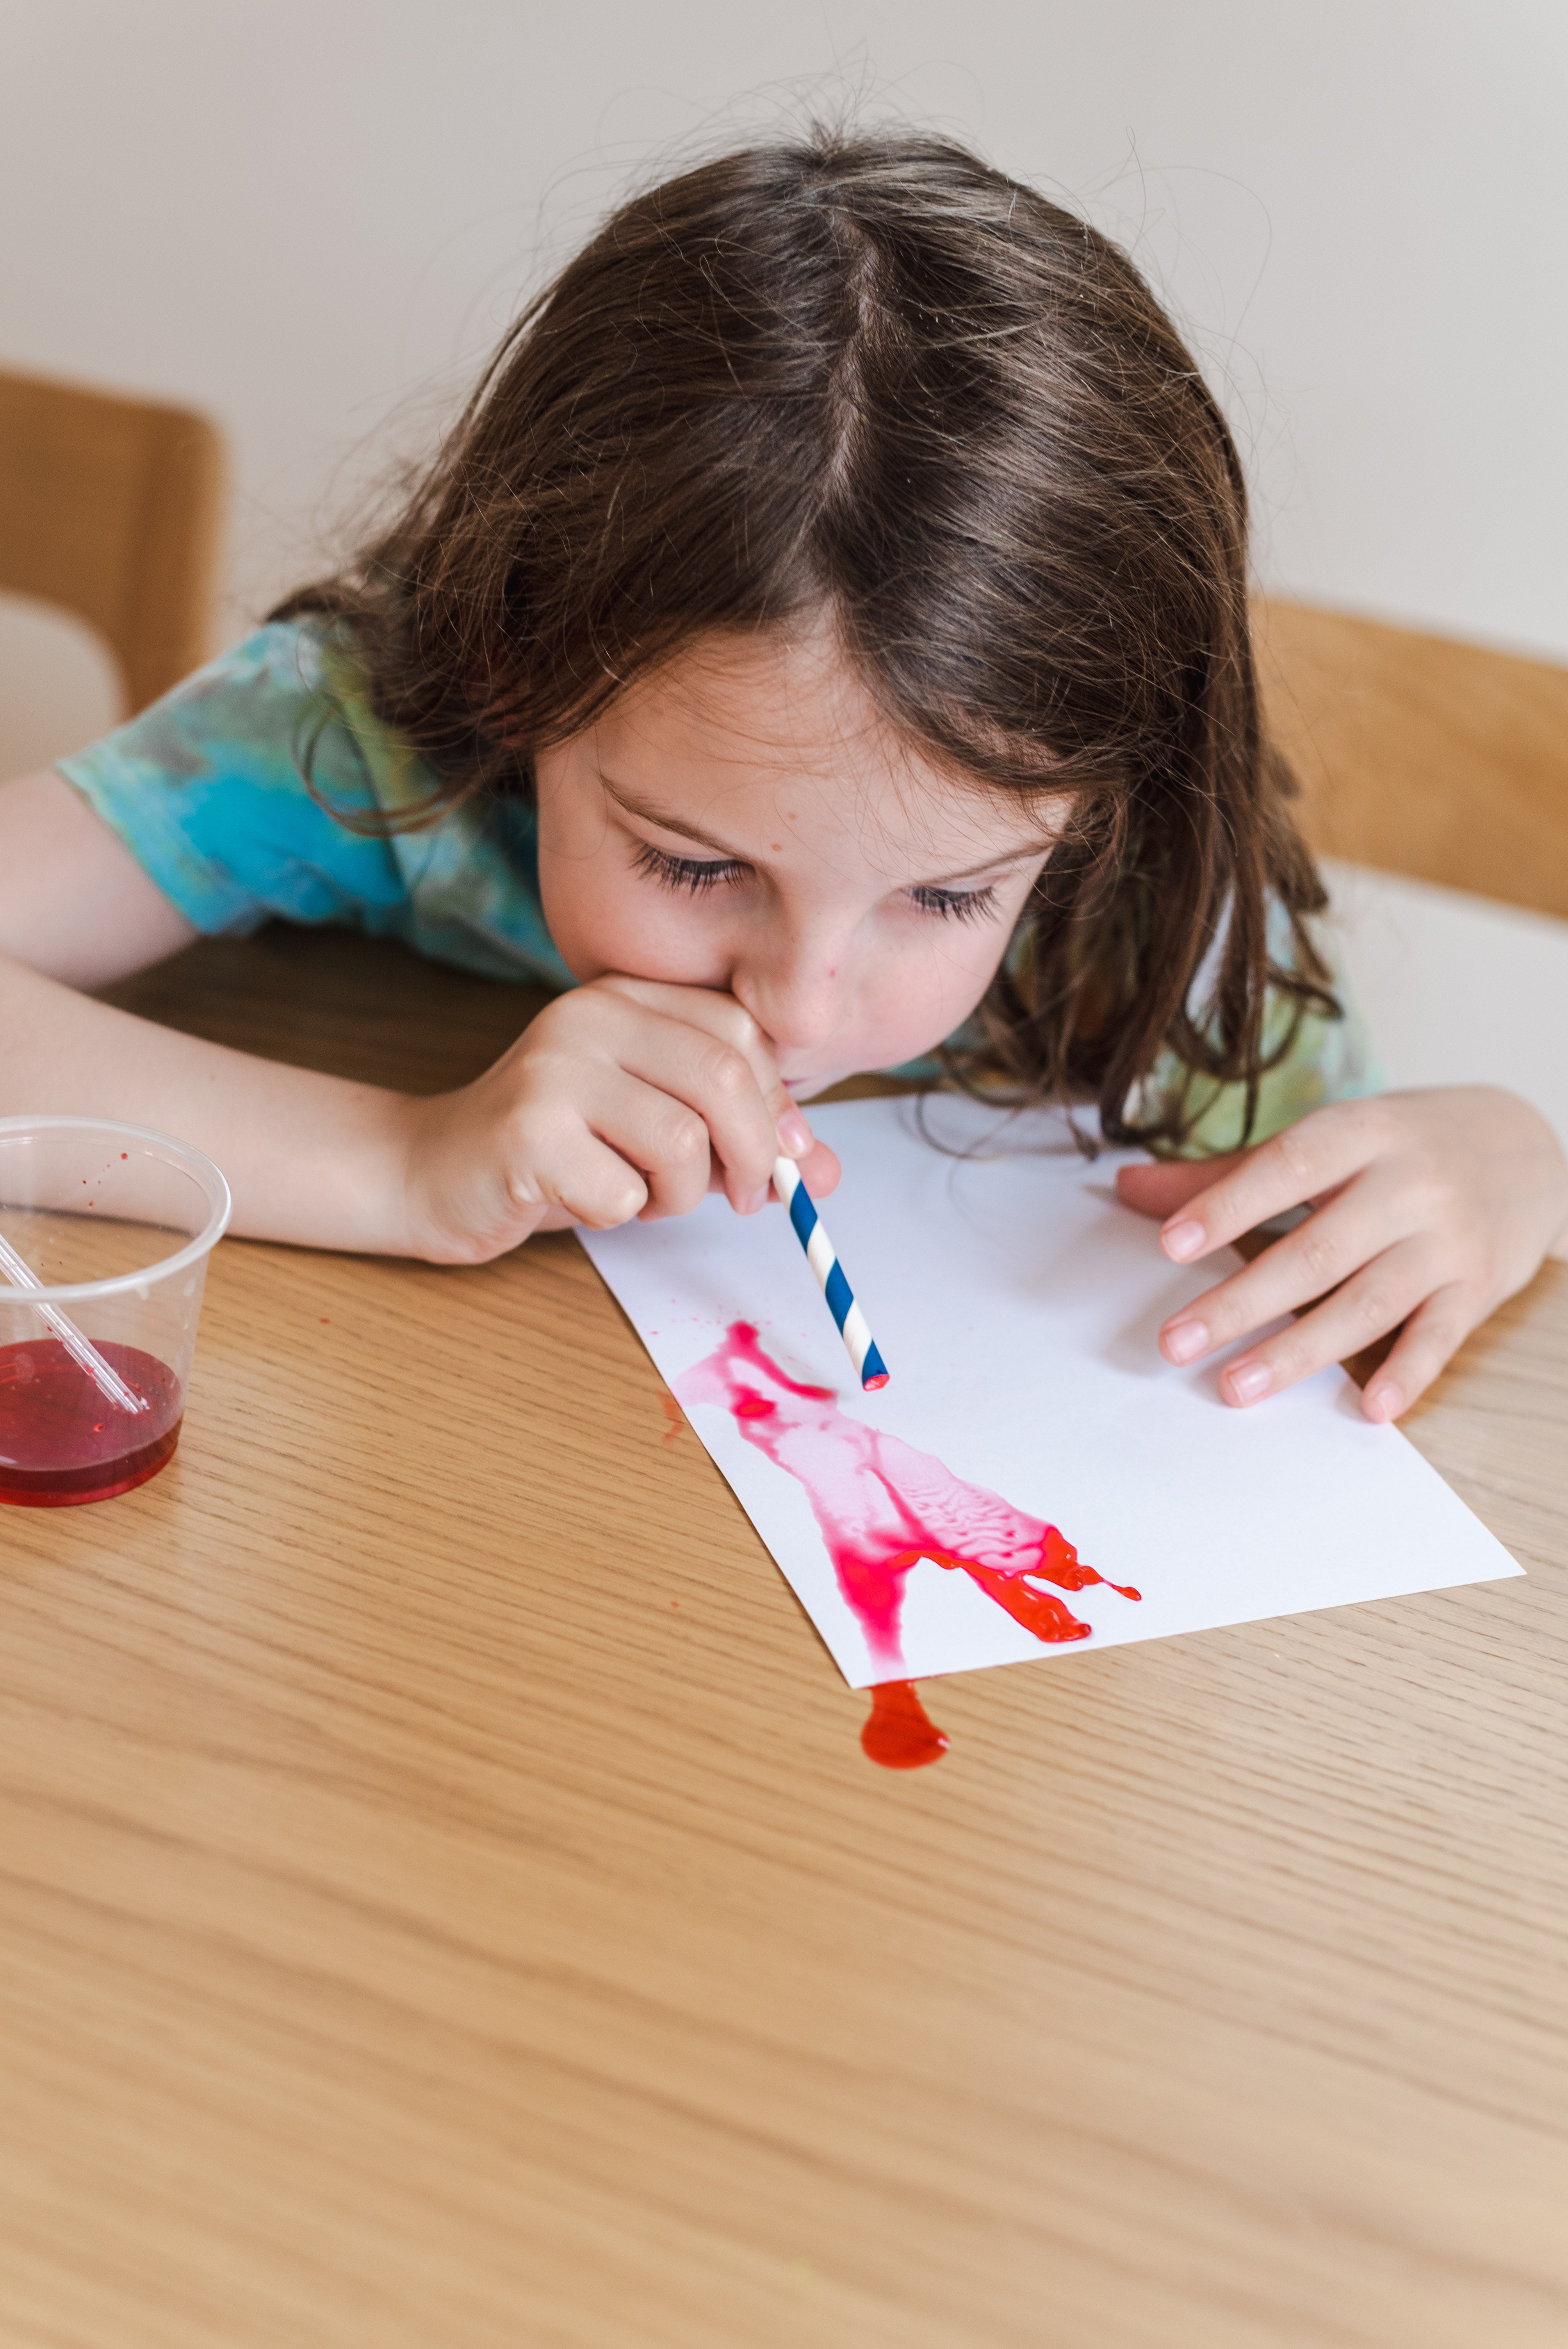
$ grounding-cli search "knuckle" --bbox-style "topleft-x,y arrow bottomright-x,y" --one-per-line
1270,1123 -> 1317,1193
1352,1283 -> 1400,1338
661,1109 -> 710,1168
700,1042 -> 752,1103
1296,1228 -> 1342,1289
504,1167 -> 545,1213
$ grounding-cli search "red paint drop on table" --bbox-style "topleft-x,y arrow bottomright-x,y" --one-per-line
0,1339 -> 183,1506
862,1680 -> 949,1768
678,1323 -> 1142,1763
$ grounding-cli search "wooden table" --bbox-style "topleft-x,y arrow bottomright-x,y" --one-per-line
3,930 -> 1566,2349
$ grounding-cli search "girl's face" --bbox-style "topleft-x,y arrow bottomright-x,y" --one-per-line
534,628 -> 1069,1096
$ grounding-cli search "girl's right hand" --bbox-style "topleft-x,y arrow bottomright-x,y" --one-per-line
399,974 -> 839,1264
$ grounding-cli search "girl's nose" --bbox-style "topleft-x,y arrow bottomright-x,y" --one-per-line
731,943 -> 847,1055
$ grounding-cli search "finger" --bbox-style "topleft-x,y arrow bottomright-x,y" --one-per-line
595,974 -> 815,1166
706,1134 -> 842,1199
1116,1153 -> 1245,1221
1359,1284 -> 1483,1422
1205,1237 -> 1438,1406
1155,1099 -> 1389,1265
515,1116 -> 651,1230
524,1060 -> 727,1224
794,1136 -> 841,1198
1158,1163 -> 1417,1364
592,998 -> 788,1214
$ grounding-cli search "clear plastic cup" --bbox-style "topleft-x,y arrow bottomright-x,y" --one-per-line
0,1116 -> 232,1507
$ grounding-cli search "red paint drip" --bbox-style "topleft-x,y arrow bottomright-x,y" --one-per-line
0,1339 -> 183,1506
862,1680 -> 949,1768
678,1323 -> 1140,1689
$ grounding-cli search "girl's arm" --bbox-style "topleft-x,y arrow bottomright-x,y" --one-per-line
0,771 -> 827,1258
0,770 -> 199,984
0,770 -> 434,1249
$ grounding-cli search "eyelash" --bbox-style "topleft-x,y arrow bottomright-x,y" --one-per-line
631,843 -> 748,894
631,841 -> 1001,923
907,883 -> 1000,925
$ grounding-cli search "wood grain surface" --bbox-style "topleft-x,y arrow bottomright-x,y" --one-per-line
2,929 -> 1565,2349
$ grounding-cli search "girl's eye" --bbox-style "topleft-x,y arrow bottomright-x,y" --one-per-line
632,842 -> 749,895
908,882 -> 1000,924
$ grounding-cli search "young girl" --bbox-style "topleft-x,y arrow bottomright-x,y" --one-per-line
2,130 -> 1563,1421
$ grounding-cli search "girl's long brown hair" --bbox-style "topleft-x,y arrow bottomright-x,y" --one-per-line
275,127 -> 1335,1146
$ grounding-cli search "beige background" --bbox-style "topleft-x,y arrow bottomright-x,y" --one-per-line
2,2 -> 1565,1170
3,0 -> 1566,689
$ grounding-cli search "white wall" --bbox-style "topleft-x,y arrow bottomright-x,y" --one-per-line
2,0 -> 1566,773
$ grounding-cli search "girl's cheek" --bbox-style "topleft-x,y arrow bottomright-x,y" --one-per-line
545,868 -> 732,987
538,856 -> 641,979
853,932 -> 1006,1060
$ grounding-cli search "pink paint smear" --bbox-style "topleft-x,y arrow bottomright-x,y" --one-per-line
677,1322 -> 1140,1676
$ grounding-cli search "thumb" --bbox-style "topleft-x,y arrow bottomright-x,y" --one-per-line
792,1135 -> 841,1199
1115,1151 -> 1245,1221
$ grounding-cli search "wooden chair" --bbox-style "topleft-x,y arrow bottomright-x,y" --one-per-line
0,365 -> 224,717
1256,599 -> 1568,923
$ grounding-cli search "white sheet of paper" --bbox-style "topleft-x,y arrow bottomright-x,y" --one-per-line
578,1096 -> 1521,1688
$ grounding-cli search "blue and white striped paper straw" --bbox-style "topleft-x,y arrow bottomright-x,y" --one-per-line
772,1155 -> 889,1390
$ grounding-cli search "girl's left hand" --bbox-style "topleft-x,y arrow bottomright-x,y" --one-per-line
1115,1085 -> 1568,1422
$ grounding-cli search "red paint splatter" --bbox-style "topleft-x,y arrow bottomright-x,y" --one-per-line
0,1339 -> 183,1506
862,1680 -> 949,1768
120,1152 -> 128,1159
678,1322 -> 1140,1698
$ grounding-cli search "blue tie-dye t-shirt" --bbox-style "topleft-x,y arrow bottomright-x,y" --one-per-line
57,619 -> 1380,1152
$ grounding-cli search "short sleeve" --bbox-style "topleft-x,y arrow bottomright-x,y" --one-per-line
1137,902 -> 1386,1156
56,624 -> 412,937
55,622 -> 578,991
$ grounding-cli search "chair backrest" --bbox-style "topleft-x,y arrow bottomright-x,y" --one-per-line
1257,600 -> 1568,923
0,366 -> 223,718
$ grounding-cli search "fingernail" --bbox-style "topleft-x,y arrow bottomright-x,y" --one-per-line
777,1108 -> 812,1155
1364,1381 -> 1403,1422
744,1187 -> 770,1215
1226,1360 -> 1271,1404
1162,1217 -> 1205,1261
1163,1319 -> 1208,1365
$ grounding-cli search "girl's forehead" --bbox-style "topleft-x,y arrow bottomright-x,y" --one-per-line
593,630 -> 1066,864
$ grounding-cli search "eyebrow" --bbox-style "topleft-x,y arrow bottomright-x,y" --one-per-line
599,773 -> 1061,884
600,776 -> 746,858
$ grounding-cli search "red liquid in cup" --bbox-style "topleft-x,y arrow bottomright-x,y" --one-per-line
0,1338 -> 183,1506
